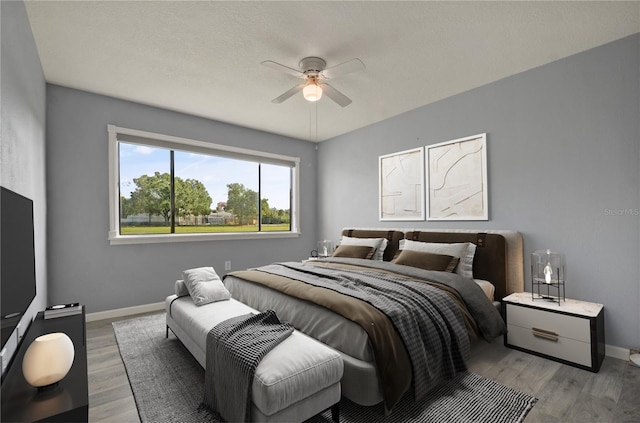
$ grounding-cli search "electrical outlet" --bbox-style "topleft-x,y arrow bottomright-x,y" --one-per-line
224,261 -> 231,271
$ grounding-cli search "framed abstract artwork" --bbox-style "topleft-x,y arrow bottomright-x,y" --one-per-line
379,147 -> 425,221
426,133 -> 488,221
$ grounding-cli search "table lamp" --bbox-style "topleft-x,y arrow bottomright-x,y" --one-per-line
531,249 -> 565,304
317,240 -> 333,258
22,332 -> 75,391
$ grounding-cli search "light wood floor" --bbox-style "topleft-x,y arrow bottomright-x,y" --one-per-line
88,312 -> 640,423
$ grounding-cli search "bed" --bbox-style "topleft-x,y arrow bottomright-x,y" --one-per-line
223,229 -> 524,411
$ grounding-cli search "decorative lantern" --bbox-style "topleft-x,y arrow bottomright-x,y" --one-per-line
531,249 -> 565,304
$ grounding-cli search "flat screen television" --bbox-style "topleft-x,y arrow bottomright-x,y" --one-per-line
1,186 -> 37,350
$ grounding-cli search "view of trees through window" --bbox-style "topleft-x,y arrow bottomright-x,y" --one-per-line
118,143 -> 291,235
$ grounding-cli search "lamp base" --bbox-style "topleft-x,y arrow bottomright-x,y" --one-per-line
537,295 -> 561,301
37,382 -> 60,393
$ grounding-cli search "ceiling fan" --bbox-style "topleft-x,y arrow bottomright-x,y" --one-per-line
261,56 -> 365,107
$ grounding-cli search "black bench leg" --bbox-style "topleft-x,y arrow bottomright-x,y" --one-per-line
331,402 -> 339,422
166,325 -> 169,338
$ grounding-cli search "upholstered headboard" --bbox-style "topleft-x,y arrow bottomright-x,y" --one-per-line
340,229 -> 404,262
338,228 -> 523,301
403,230 -> 523,301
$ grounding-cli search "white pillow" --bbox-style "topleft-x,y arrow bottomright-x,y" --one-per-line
182,267 -> 231,306
339,236 -> 389,261
474,279 -> 495,302
174,279 -> 189,297
399,240 -> 476,278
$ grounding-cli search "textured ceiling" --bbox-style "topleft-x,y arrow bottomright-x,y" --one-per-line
24,1 -> 639,142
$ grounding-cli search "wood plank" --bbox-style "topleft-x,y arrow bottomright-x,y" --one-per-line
613,364 -> 640,422
89,384 -> 135,409
563,392 -> 616,423
509,354 -> 562,396
580,356 -> 625,402
88,365 -> 130,396
88,395 -> 140,423
528,364 -> 587,419
88,345 -> 123,370
524,407 -> 562,423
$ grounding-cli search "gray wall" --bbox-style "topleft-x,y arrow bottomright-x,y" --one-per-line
46,86 -> 318,313
318,34 -> 640,349
0,1 -> 47,365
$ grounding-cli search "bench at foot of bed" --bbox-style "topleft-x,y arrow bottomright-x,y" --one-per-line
165,295 -> 344,422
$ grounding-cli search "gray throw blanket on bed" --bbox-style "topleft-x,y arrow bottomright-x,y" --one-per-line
255,261 -> 473,403
320,258 -> 507,339
203,310 -> 293,422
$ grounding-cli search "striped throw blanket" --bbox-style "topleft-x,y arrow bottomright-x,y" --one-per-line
203,310 -> 293,422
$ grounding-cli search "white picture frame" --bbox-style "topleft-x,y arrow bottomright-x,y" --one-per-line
379,147 -> 425,221
426,133 -> 488,221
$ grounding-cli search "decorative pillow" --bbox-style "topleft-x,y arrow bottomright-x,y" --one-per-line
332,244 -> 377,259
339,236 -> 389,261
174,279 -> 189,297
398,240 -> 476,278
182,267 -> 231,306
392,250 -> 459,272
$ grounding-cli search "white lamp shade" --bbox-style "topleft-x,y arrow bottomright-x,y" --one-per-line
303,83 -> 323,102
22,332 -> 75,388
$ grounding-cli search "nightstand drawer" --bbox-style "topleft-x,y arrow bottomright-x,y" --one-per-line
506,303 -> 590,343
506,324 -> 592,367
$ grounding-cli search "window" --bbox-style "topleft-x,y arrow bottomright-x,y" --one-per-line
108,125 -> 299,244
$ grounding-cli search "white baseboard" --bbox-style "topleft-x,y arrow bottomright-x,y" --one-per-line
605,344 -> 630,361
86,302 -> 164,322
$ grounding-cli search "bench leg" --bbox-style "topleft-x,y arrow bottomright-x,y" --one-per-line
166,325 -> 169,338
331,402 -> 339,422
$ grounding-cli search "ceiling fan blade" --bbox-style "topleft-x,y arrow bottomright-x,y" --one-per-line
271,83 -> 306,104
321,83 -> 352,107
261,60 -> 303,77
321,58 -> 365,79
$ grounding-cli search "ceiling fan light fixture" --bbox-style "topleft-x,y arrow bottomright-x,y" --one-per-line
303,83 -> 323,102
264,56 -> 362,107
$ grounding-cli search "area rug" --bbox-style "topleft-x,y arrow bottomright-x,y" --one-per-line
114,313 -> 537,423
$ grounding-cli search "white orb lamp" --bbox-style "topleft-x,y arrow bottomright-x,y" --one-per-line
22,332 -> 75,390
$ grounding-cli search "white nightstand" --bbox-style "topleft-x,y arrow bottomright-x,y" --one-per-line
503,292 -> 605,372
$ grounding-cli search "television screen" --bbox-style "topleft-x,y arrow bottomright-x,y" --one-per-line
1,186 -> 37,349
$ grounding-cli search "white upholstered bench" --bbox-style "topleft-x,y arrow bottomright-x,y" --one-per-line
165,295 -> 343,422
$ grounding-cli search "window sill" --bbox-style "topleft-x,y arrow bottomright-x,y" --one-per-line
109,231 -> 300,245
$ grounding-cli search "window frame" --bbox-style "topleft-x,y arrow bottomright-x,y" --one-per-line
107,124 -> 300,245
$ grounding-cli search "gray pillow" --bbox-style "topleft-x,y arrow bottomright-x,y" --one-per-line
174,279 -> 189,297
182,267 -> 231,306
399,240 -> 476,279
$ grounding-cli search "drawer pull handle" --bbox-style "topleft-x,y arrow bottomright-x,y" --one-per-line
532,327 -> 559,342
